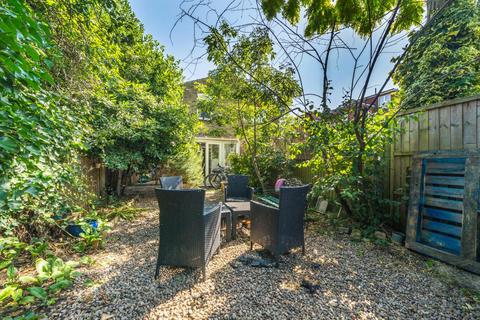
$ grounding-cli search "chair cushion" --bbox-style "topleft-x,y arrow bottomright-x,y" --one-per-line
226,197 -> 249,202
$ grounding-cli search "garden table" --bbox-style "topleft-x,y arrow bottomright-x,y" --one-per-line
224,201 -> 251,239
221,206 -> 232,242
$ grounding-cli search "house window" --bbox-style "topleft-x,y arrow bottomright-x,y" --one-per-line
379,94 -> 391,105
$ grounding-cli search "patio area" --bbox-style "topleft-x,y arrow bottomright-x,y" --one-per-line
44,196 -> 480,319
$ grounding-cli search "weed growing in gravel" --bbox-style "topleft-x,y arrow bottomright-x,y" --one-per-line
79,256 -> 96,267
425,259 -> 436,269
356,248 -> 365,257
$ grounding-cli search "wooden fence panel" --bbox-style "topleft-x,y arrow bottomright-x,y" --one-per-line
464,101 -> 477,149
450,104 -> 463,149
410,116 -> 419,152
419,112 -> 429,151
439,106 -> 451,150
428,108 -> 439,150
401,117 -> 410,153
391,94 -> 480,231
81,156 -> 106,196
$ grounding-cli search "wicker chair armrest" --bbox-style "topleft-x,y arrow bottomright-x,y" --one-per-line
203,203 -> 222,264
247,187 -> 254,200
204,203 -> 221,216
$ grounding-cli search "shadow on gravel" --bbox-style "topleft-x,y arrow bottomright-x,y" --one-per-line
45,197 -> 480,319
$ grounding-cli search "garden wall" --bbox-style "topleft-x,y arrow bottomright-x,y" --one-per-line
390,94 -> 480,231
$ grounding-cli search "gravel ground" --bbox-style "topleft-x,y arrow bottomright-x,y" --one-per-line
44,196 -> 480,319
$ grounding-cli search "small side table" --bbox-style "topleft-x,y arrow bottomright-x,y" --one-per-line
224,201 -> 251,240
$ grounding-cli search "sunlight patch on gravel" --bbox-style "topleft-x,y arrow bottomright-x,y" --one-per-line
43,197 -> 480,320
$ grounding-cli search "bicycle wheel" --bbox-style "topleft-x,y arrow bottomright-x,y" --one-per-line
209,173 -> 223,189
204,174 -> 213,187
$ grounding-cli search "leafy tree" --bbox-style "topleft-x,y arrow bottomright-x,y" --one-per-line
1,0 -> 202,234
394,0 -> 480,109
181,0 -> 425,224
0,0 -> 83,234
199,26 -> 301,190
1,1 -> 202,316
261,0 -> 423,38
30,0 -> 202,192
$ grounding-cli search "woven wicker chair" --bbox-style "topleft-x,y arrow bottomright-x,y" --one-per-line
159,176 -> 183,190
154,188 -> 221,280
224,175 -> 254,202
250,185 -> 310,257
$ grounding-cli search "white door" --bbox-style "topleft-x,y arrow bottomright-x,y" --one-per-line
208,143 -> 220,174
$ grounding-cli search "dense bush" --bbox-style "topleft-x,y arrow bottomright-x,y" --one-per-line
394,0 -> 480,108
31,0 -> 201,191
1,0 -> 201,236
230,150 -> 294,189
162,143 -> 204,186
0,1 -> 200,316
301,105 -> 397,226
0,0 -> 86,236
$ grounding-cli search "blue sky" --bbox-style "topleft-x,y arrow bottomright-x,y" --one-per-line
129,0 -> 408,107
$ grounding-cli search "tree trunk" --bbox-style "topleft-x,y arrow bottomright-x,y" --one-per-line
116,169 -> 123,196
252,103 -> 266,192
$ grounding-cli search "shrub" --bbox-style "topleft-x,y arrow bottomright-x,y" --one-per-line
230,150 -> 294,189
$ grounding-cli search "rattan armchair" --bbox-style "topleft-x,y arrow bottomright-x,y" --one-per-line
159,176 -> 183,190
250,185 -> 310,257
154,188 -> 221,280
224,175 -> 254,202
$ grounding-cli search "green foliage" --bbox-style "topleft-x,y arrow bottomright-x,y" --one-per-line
1,257 -> 79,317
394,0 -> 480,109
300,103 -> 398,226
0,0 -> 85,236
230,150 -> 294,188
162,142 -> 204,186
260,0 -> 423,37
1,1 -> 199,316
98,200 -> 145,221
257,0 -> 425,226
2,0 -> 200,234
201,25 -> 301,190
0,237 -> 50,271
71,219 -> 109,253
32,0 -> 200,181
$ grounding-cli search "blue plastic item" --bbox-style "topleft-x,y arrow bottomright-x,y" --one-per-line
66,220 -> 98,237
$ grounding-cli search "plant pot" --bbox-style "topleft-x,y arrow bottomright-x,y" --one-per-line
66,219 -> 98,237
391,231 -> 405,246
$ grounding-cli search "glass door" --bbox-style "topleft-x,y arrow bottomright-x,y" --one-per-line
208,143 -> 220,174
224,142 -> 237,167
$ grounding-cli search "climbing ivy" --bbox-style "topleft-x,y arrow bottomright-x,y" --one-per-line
0,0 -> 84,234
394,0 -> 480,109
